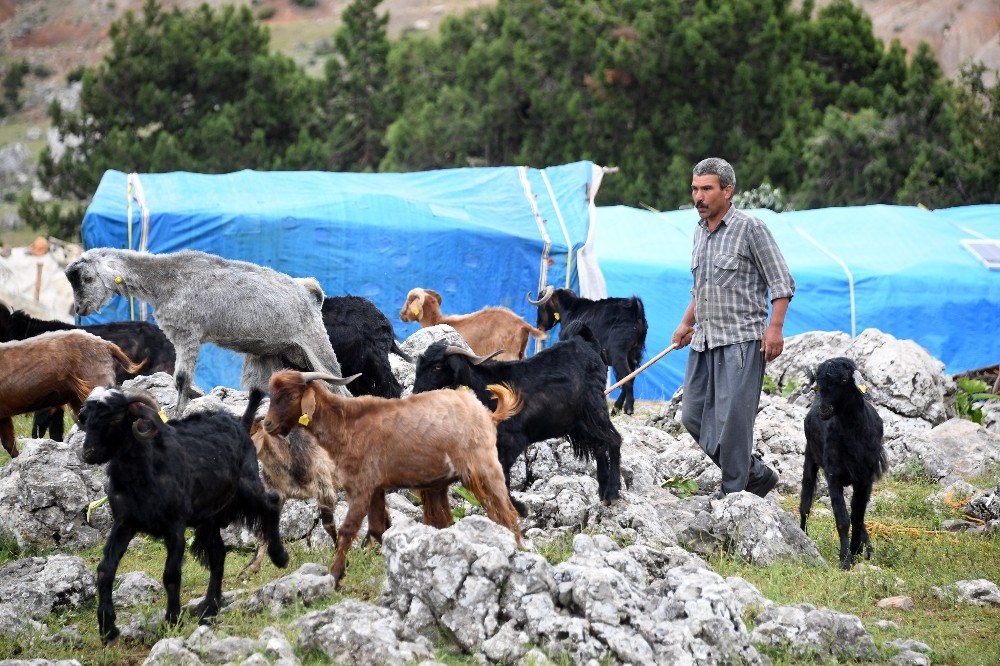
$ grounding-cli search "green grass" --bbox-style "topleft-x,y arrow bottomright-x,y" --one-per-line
711,476 -> 1000,665
4,413 -> 1000,663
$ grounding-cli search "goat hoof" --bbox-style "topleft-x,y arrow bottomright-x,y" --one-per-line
100,626 -> 120,646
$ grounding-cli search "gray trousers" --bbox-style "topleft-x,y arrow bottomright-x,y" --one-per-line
681,340 -> 769,494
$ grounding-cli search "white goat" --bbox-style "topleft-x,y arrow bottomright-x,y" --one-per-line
65,248 -> 349,415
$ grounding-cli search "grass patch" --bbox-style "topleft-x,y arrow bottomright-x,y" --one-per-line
717,480 -> 1000,665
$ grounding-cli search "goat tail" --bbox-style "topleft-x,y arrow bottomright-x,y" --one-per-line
109,342 -> 147,375
526,323 -> 547,341
242,388 -> 266,432
485,383 -> 523,424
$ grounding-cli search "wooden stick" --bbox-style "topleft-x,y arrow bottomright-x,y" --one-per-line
605,343 -> 679,395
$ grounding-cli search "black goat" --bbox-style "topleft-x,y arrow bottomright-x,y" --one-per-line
527,286 -> 647,415
801,357 -> 888,570
0,306 -> 175,439
413,321 -> 622,516
79,388 -> 288,643
283,296 -> 409,398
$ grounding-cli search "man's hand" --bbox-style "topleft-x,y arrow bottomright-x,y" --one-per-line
672,323 -> 695,349
761,323 -> 784,362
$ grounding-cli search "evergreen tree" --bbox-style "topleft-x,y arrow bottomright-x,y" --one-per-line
25,0 -> 324,235
322,0 -> 398,171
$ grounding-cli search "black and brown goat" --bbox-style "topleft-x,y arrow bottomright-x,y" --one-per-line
801,357 -> 888,570
262,369 -> 523,587
0,330 -> 145,458
79,388 -> 288,643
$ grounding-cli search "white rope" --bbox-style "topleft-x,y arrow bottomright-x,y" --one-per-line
948,221 -> 989,240
518,167 -> 551,354
793,224 -> 856,337
539,168 -> 574,289
126,173 -> 151,321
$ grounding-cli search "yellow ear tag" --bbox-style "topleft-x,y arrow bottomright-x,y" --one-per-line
298,413 -> 311,427
114,276 -> 123,284
410,305 -> 421,316
158,411 -> 168,423
858,384 -> 868,394
554,312 -> 560,321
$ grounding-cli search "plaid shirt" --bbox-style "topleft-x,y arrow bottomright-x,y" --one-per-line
690,206 -> 795,351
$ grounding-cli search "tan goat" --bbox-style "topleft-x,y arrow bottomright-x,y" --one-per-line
0,329 -> 145,457
245,414 -> 457,575
262,369 -> 524,587
399,287 -> 545,360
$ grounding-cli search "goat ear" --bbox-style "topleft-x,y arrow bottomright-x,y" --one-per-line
425,289 -> 443,305
301,386 -> 317,420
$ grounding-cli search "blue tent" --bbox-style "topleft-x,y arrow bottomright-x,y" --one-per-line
80,163 -> 607,390
596,204 -> 1000,400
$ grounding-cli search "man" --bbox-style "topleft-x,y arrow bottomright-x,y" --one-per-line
671,158 -> 794,499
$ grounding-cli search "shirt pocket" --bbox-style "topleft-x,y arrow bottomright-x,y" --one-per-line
713,252 -> 740,288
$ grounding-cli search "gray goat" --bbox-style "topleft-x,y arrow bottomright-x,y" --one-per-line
65,248 -> 349,415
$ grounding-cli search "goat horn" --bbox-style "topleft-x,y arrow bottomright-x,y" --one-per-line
132,419 -> 158,442
526,285 -> 554,306
300,371 -> 360,386
122,389 -> 162,412
443,346 -> 504,365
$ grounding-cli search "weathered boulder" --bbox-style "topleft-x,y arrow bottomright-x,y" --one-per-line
931,578 -> 1000,606
380,516 -> 767,664
0,440 -> 107,550
750,603 -> 879,660
0,555 -> 95,636
674,493 -> 825,566
768,329 -> 953,425
112,571 -> 163,608
292,599 -> 434,665
243,563 -> 336,616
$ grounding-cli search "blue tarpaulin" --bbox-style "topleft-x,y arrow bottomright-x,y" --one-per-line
80,163 -> 606,390
595,204 -> 1000,400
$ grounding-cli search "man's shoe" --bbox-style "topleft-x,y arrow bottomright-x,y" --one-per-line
746,466 -> 779,498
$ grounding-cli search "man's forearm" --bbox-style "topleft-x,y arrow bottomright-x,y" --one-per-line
769,297 -> 790,327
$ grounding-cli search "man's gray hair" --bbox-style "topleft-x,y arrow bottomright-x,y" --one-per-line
693,158 -> 736,191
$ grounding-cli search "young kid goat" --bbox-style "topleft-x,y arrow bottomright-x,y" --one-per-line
801,357 -> 888,570
262,370 -> 524,587
79,388 -> 288,643
399,287 -> 545,360
0,330 -> 145,458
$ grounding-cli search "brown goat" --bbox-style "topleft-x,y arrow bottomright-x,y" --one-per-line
399,288 -> 545,360
0,330 -> 145,457
262,369 -> 524,587
245,415 -> 456,575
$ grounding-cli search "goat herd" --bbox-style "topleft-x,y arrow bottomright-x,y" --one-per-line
0,246 -> 887,645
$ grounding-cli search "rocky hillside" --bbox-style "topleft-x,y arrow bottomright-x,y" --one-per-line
1,325 -> 998,662
1,0 -> 996,104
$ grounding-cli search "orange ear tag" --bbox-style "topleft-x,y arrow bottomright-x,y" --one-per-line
298,413 -> 311,427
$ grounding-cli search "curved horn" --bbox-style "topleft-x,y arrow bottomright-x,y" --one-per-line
443,346 -> 504,365
300,371 -> 361,386
526,285 -> 554,306
132,418 -> 158,442
122,389 -> 161,412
